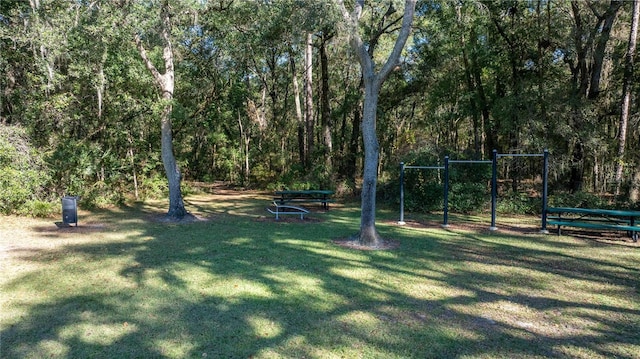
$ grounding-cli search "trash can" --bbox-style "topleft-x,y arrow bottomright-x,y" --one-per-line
62,196 -> 78,226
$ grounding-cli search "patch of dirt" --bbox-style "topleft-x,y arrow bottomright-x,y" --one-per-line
32,222 -> 108,234
147,212 -> 214,223
332,237 -> 400,251
387,219 -> 542,235
388,219 -> 639,245
255,215 -> 324,223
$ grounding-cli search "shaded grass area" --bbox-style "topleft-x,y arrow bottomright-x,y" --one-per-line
1,192 -> 639,358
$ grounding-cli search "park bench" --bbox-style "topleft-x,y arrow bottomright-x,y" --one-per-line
546,207 -> 640,242
274,190 -> 335,210
267,201 -> 309,220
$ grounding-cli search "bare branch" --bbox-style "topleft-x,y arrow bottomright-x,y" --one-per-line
377,0 -> 417,83
134,34 -> 162,85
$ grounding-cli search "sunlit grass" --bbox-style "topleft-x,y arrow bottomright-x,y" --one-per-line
1,192 -> 639,358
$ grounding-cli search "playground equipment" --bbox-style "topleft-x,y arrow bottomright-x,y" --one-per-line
443,157 -> 492,227
397,164 -> 444,225
398,149 -> 549,232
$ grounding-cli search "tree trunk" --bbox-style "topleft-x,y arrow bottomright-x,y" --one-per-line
96,52 -> 106,119
630,167 -> 640,202
469,30 -> 490,158
161,98 -> 187,218
570,141 -> 584,193
457,7 -> 482,158
338,0 -> 417,247
614,0 -> 639,195
135,0 -> 186,219
320,33 -> 334,176
127,134 -> 139,201
588,0 -> 622,99
304,32 -> 314,168
290,54 -> 305,167
564,1 -> 620,192
347,93 -> 362,183
237,112 -> 250,184
462,48 -> 482,157
359,81 -> 383,246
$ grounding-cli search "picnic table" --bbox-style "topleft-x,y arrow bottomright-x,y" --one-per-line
546,207 -> 640,241
274,190 -> 335,210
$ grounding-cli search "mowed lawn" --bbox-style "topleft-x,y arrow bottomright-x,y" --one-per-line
1,190 -> 639,359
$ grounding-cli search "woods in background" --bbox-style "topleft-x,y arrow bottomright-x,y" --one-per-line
1,0 -> 639,213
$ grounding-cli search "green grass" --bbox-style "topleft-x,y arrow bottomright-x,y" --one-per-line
1,193 -> 639,358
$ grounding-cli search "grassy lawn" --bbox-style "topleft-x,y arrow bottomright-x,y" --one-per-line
1,189 -> 639,358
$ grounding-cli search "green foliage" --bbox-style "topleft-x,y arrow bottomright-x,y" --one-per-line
0,126 -> 53,216
447,161 -> 492,214
139,174 -> 169,200
380,149 -> 493,214
448,182 -> 489,214
1,0 -> 638,213
497,191 -> 541,215
268,163 -> 330,191
549,191 -> 613,210
378,149 -> 443,212
18,200 -> 57,217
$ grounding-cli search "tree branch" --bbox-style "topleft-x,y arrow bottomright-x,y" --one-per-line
377,0 -> 416,83
134,34 -> 162,85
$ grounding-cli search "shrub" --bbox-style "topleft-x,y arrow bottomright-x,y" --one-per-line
378,150 -> 443,212
449,182 -> 490,213
19,200 -> 57,217
380,149 -> 492,214
0,125 -> 53,216
140,174 -> 169,200
549,191 -> 612,209
447,162 -> 492,213
497,191 -> 541,215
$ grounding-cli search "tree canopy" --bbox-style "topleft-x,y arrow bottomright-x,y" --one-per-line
1,0 -> 639,215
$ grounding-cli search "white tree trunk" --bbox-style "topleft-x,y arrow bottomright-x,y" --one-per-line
290,54 -> 305,165
305,32 -> 314,166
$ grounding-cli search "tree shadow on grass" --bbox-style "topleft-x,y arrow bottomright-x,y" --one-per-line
2,204 -> 640,358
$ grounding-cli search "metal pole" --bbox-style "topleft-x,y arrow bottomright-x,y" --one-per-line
540,149 -> 549,233
398,162 -> 406,225
443,156 -> 450,228
490,149 -> 498,231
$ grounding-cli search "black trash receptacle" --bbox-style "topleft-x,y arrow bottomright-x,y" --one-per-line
62,196 -> 78,226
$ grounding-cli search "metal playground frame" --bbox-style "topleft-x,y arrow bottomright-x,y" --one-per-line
398,149 -> 549,232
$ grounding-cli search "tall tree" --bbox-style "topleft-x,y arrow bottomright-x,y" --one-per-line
337,0 -> 417,247
319,31 -> 335,175
615,0 -> 639,196
565,0 -> 621,192
133,0 -> 187,219
304,32 -> 315,168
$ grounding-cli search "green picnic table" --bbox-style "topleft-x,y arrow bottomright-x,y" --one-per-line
546,207 -> 640,241
273,190 -> 335,210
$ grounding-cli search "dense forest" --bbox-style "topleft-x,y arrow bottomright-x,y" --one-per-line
1,0 -> 639,217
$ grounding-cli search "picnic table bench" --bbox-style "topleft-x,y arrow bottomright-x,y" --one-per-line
546,207 -> 640,242
274,190 -> 335,210
267,201 -> 309,220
